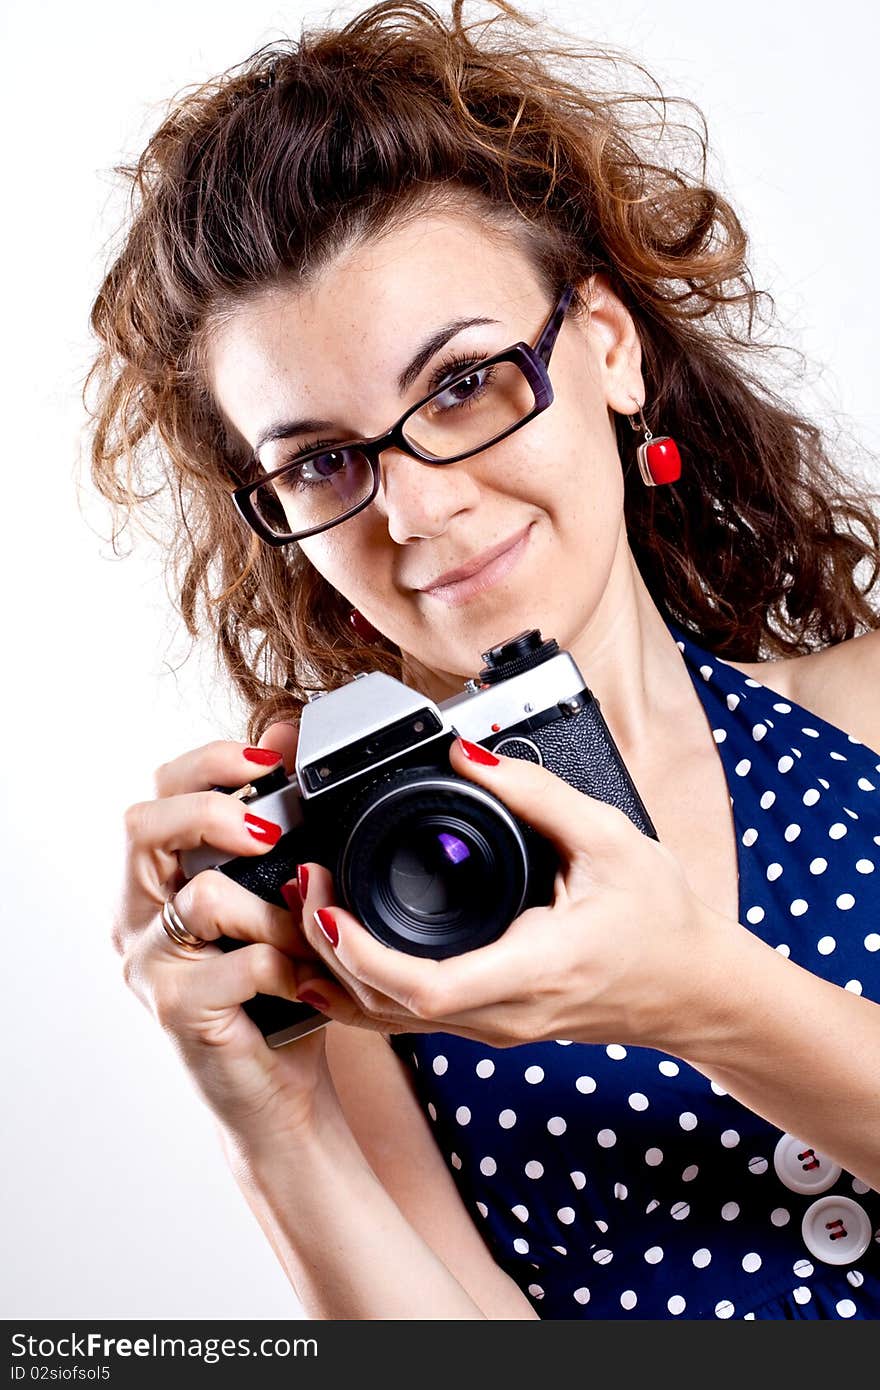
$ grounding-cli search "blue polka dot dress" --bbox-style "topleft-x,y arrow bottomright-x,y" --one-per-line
389,620 -> 880,1318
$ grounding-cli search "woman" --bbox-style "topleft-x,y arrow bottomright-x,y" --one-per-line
86,0 -> 880,1318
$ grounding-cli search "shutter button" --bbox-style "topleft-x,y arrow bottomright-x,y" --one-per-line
801,1195 -> 872,1266
773,1133 -> 841,1195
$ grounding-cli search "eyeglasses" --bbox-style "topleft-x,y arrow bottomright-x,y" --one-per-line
231,282 -> 576,545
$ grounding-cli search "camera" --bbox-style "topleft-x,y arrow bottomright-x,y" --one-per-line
179,629 -> 657,1047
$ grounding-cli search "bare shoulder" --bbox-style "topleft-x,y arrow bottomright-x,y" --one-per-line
323,1022 -> 538,1319
726,627 -> 880,753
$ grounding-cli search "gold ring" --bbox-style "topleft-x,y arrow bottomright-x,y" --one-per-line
161,895 -> 207,952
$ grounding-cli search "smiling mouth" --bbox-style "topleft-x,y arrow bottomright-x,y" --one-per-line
419,523 -> 534,606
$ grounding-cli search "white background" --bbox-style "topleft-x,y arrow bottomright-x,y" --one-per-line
2,0 -> 878,1320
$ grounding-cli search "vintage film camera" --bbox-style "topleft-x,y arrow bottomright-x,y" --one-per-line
179,629 -> 657,1047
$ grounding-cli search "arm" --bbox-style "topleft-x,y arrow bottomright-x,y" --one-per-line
679,909 -> 880,1190
219,1025 -> 538,1321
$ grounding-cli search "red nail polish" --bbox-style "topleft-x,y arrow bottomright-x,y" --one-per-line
244,812 -> 283,845
315,908 -> 339,948
280,880 -> 301,913
243,746 -> 283,765
296,864 -> 309,900
457,737 -> 499,766
298,988 -> 329,1010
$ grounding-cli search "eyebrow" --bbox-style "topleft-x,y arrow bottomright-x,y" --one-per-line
253,314 -> 500,455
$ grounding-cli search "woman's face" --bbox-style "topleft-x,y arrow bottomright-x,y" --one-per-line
207,208 -> 645,693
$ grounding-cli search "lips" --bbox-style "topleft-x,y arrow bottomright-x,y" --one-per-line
417,524 -> 533,592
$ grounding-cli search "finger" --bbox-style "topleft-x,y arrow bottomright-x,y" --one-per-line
167,868 -> 323,961
448,736 -> 637,857
257,721 -> 299,777
152,738 -> 289,799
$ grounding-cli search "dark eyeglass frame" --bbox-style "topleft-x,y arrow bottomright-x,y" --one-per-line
231,282 -> 576,545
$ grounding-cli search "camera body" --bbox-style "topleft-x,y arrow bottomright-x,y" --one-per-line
179,629 -> 657,1047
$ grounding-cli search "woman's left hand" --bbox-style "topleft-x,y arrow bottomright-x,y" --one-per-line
292,738 -> 731,1054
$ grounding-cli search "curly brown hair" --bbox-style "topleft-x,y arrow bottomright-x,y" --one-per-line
82,0 -> 880,743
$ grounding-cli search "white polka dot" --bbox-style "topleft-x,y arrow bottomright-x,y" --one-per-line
858,777 -> 876,792
451,1152 -> 462,1169
606,1043 -> 627,1060
790,898 -> 809,916
829,823 -> 848,840
555,1038 -> 573,1045
575,1075 -> 597,1094
476,1201 -> 488,1217
793,1286 -> 812,1305
528,1283 -> 544,1299
679,1112 -> 698,1131
735,758 -> 752,777
803,788 -> 820,806
479,1156 -> 497,1176
818,778 -> 830,790
427,1102 -> 437,1121
614,1183 -> 628,1200
852,1178 -> 870,1195
845,806 -> 860,819
742,828 -> 758,847
524,1065 -> 544,1084
836,893 -> 855,910
727,693 -> 741,710
721,1202 -> 740,1221
778,755 -> 794,774
856,858 -> 875,874
682,1165 -> 699,1182
552,1245 -> 568,1255
692,1248 -> 712,1268
817,936 -> 836,955
644,1245 -> 664,1264
836,1299 -> 857,1318
775,943 -> 791,957
597,1128 -> 617,1147
671,1201 -> 690,1220
721,1129 -> 740,1148
760,790 -> 777,810
570,1171 -> 587,1190
547,1116 -> 567,1136
784,823 -> 801,841
865,933 -> 880,952
557,1206 -> 576,1225
645,1147 -> 664,1166
525,1160 -> 544,1179
475,1059 -> 495,1078
700,664 -> 713,680
628,1092 -> 649,1111
620,1290 -> 638,1311
713,728 -> 727,744
432,1055 -> 448,1075
594,1220 -> 609,1233
645,1200 -> 660,1213
766,862 -> 783,881
573,1288 -> 590,1305
499,1109 -> 517,1129
809,857 -> 828,874
829,750 -> 847,761
752,723 -> 768,741
847,1269 -> 865,1286
802,727 -> 820,738
592,1248 -> 613,1265
770,1208 -> 790,1226
710,1081 -> 728,1096
745,677 -> 762,688
793,1259 -> 813,1278
715,1300 -> 735,1318
513,1236 -> 529,1254
511,1204 -> 529,1222
742,1252 -> 762,1273
455,1106 -> 471,1125
845,980 -> 863,994
658,1060 -> 680,1077
773,702 -> 792,713
748,1156 -> 768,1174
668,1295 -> 687,1315
746,905 -> 765,924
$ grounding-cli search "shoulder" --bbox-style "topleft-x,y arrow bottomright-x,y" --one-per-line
726,627 -> 880,754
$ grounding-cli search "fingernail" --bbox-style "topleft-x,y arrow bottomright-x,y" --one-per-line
457,737 -> 499,766
314,907 -> 339,948
280,880 -> 301,913
296,864 -> 309,900
298,988 -> 329,1009
244,812 -> 283,845
243,746 -> 283,766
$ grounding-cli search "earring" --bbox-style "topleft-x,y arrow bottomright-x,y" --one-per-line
349,608 -> 383,644
627,398 -> 682,486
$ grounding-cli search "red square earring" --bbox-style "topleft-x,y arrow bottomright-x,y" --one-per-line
628,398 -> 682,486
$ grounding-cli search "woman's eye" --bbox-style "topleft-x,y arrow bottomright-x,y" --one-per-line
433,365 -> 490,410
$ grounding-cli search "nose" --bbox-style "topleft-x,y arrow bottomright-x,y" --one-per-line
374,446 -> 480,544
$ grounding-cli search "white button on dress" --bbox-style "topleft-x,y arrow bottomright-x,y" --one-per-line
801,1196 -> 872,1266
773,1133 -> 842,1195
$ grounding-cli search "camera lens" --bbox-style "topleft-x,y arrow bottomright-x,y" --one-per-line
339,771 -> 529,957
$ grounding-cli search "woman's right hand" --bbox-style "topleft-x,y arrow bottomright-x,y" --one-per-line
113,721 -> 343,1148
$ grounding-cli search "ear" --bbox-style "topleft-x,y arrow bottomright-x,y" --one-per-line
576,271 -> 645,415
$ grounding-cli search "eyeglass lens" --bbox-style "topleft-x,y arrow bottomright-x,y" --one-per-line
251,358 -> 538,539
